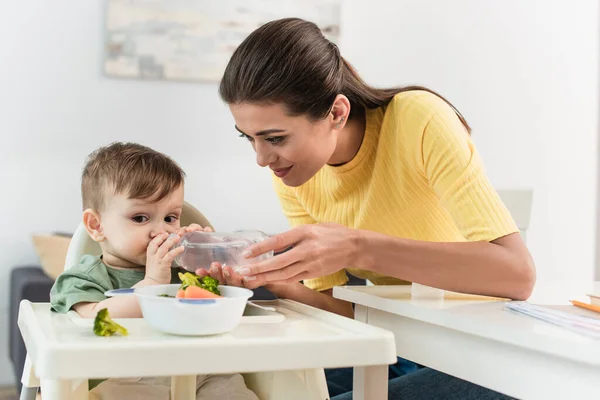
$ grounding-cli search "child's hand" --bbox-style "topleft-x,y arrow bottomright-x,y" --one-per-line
177,223 -> 213,236
196,262 -> 260,289
145,233 -> 184,284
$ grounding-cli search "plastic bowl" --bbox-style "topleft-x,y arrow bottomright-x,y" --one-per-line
134,284 -> 253,336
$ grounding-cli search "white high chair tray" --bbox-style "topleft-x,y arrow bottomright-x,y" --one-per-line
19,299 -> 396,380
66,301 -> 285,327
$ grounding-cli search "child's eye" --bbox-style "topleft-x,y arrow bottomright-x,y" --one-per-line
165,215 -> 178,223
132,215 -> 148,223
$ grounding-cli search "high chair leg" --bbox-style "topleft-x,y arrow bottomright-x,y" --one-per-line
39,379 -> 88,400
71,379 -> 89,400
303,368 -> 330,400
352,305 -> 389,400
171,375 -> 196,400
40,379 -> 71,400
19,387 -> 37,400
21,354 -> 40,388
20,354 -> 40,400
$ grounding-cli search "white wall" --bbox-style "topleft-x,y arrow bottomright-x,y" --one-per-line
0,0 -> 597,386
342,0 -> 599,283
0,1 -> 290,385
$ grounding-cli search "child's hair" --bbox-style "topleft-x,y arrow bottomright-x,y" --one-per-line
81,142 -> 185,211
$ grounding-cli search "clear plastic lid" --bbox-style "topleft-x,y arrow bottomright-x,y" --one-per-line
173,230 -> 273,271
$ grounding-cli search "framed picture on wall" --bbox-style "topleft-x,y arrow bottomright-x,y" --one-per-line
104,0 -> 341,82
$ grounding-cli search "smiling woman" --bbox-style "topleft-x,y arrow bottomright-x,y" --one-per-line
230,102 -> 345,186
210,17 -> 535,400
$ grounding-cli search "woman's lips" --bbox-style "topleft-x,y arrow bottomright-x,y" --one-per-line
272,166 -> 292,178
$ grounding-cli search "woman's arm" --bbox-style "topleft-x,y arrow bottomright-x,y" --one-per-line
356,230 -> 535,300
195,262 -> 354,318
239,224 -> 535,301
266,282 -> 354,318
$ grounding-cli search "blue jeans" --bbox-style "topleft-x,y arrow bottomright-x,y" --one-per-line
328,358 -> 514,400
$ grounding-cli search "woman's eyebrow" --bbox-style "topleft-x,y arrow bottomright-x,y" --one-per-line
235,125 -> 286,136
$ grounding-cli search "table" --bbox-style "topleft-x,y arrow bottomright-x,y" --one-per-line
18,299 -> 397,400
333,282 -> 600,400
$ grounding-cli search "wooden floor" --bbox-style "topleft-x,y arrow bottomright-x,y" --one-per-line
0,386 -> 18,400
0,386 -> 42,400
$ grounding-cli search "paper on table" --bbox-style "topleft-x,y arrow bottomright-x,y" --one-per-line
505,301 -> 600,339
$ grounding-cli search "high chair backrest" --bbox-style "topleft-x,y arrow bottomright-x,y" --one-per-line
63,201 -> 214,271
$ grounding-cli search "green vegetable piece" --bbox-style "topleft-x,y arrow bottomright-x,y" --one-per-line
93,308 -> 128,337
200,275 -> 221,296
178,271 -> 200,290
177,272 -> 221,296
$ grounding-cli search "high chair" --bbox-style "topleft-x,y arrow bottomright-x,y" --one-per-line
19,201 -> 330,400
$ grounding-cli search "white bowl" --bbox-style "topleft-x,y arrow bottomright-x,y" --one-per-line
134,284 -> 253,336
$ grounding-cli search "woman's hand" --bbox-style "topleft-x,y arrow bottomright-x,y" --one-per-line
234,223 -> 362,286
195,262 -> 258,288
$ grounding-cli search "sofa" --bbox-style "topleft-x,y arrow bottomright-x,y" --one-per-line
9,265 -> 56,391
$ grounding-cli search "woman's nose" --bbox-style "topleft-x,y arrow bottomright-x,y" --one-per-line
255,144 -> 275,167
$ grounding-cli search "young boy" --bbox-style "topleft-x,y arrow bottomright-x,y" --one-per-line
50,142 -> 258,400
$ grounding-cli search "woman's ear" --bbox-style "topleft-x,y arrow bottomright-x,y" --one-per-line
330,94 -> 351,130
83,209 -> 105,242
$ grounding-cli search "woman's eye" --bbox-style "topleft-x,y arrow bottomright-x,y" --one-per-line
165,215 -> 178,223
266,136 -> 285,145
132,216 -> 148,223
239,133 -> 254,142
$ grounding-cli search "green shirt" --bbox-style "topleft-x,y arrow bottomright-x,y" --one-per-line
50,255 -> 184,390
50,254 -> 181,313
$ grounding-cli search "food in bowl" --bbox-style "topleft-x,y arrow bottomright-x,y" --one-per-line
176,272 -> 221,298
135,284 -> 253,336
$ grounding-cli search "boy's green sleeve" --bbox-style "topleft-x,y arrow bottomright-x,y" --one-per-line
50,261 -> 111,313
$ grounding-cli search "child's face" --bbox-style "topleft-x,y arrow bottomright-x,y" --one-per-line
98,185 -> 185,268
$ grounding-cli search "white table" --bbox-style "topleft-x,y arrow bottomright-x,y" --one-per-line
334,282 -> 600,400
18,300 -> 397,400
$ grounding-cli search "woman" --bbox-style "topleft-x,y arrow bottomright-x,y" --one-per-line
203,17 -> 535,399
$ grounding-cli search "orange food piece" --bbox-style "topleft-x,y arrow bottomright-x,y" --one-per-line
176,289 -> 186,299
184,285 -> 222,299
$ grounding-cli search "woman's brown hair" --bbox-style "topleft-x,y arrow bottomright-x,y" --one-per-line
219,18 -> 470,132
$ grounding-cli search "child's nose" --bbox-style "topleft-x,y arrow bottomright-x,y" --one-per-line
164,224 -> 178,234
150,222 -> 177,238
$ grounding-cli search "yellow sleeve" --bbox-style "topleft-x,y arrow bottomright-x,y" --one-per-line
272,175 -> 349,291
420,96 -> 519,242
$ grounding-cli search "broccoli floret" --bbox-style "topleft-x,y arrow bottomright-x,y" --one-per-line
178,271 -> 201,290
200,275 -> 221,296
178,272 -> 221,296
157,294 -> 174,298
93,308 -> 128,337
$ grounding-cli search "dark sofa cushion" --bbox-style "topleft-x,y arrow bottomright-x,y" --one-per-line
9,266 -> 53,389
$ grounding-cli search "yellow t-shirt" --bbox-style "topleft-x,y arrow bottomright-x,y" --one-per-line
273,90 -> 519,291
